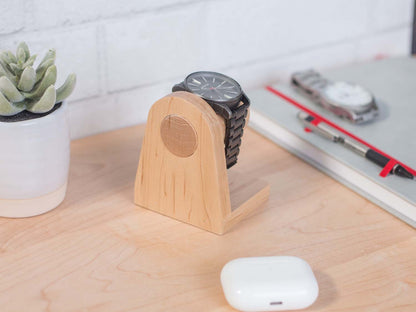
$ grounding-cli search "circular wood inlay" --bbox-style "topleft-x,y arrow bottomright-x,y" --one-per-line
160,115 -> 197,157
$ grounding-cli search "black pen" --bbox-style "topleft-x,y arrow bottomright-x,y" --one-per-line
297,111 -> 413,179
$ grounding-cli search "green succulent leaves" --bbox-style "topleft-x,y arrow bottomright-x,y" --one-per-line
56,73 -> 76,103
0,92 -> 25,116
36,49 -> 55,82
18,66 -> 36,91
24,65 -> 57,99
27,85 -> 56,113
0,42 -> 76,117
0,76 -> 24,102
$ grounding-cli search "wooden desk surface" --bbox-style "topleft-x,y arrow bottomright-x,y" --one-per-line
1,125 -> 415,312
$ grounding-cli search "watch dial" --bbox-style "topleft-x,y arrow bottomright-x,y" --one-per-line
323,82 -> 373,107
185,71 -> 242,103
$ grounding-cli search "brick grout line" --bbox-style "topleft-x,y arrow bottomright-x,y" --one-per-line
1,23 -> 408,104
220,24 -> 412,73
97,25 -> 411,96
15,0 -> 215,34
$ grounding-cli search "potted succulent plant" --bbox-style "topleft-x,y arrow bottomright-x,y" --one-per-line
0,42 -> 76,218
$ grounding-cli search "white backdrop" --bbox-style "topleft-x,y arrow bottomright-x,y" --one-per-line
0,0 -> 413,138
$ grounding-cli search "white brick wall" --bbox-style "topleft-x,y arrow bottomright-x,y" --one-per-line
0,0 -> 413,138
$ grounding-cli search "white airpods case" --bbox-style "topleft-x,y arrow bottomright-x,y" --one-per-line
220,256 -> 319,311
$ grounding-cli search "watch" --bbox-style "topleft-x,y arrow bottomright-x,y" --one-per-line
172,71 -> 250,169
291,70 -> 378,123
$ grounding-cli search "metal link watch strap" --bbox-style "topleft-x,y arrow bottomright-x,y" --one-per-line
292,70 -> 379,124
291,70 -> 329,100
224,101 -> 250,169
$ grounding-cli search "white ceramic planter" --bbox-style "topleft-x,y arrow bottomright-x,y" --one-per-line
0,102 -> 70,217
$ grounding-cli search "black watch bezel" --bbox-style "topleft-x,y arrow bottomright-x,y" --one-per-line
185,71 -> 242,105
172,71 -> 247,121
172,82 -> 234,120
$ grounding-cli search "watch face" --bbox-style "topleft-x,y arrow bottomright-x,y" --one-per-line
322,82 -> 373,108
184,71 -> 242,104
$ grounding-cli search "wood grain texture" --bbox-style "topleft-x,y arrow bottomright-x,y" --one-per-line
135,92 -> 269,234
0,123 -> 415,311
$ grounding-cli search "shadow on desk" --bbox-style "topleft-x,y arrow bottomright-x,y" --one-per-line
310,270 -> 337,310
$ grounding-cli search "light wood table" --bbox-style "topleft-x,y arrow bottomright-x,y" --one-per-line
1,125 -> 415,312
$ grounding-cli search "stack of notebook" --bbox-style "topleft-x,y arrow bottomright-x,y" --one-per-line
248,57 -> 416,227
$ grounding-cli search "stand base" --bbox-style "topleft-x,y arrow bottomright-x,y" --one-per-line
0,183 -> 67,218
223,171 -> 270,233
137,171 -> 269,235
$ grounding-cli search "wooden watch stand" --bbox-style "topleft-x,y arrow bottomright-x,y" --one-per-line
134,92 -> 269,234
